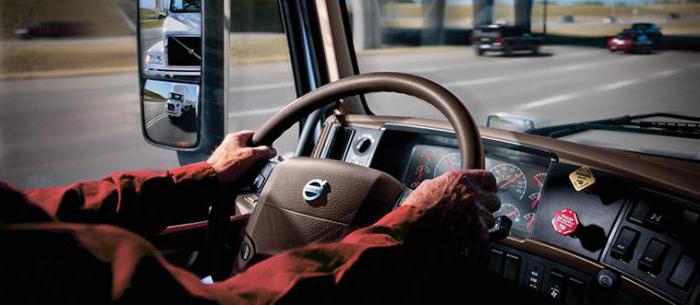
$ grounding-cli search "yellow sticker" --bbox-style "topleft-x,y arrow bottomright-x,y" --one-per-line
569,166 -> 596,191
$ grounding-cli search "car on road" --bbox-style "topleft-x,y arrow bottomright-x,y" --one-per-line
608,29 -> 655,53
165,84 -> 197,118
629,22 -> 663,44
144,0 -> 202,79
472,24 -> 542,56
15,22 -> 89,39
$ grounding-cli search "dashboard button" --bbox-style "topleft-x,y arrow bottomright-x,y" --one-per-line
526,260 -> 544,291
353,136 -> 372,154
668,254 -> 695,289
610,227 -> 639,261
503,253 -> 521,281
564,277 -> 585,305
546,270 -> 566,302
638,238 -> 669,274
628,200 -> 651,225
488,249 -> 504,275
552,208 -> 580,236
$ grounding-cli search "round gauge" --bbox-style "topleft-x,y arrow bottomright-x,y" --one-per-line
494,203 -> 520,223
528,192 -> 541,210
407,164 -> 432,189
533,172 -> 547,188
433,153 -> 462,177
490,163 -> 527,200
522,212 -> 537,231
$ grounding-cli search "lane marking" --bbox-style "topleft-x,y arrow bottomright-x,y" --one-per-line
444,77 -> 505,87
595,79 -> 641,92
519,93 -> 581,110
228,106 -> 284,118
651,69 -> 681,78
146,112 -> 168,129
230,82 -> 292,93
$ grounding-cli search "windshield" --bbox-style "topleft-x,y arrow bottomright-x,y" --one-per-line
346,0 -> 700,160
170,0 -> 201,13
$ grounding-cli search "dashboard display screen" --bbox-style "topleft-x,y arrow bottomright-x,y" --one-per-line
402,144 -> 551,238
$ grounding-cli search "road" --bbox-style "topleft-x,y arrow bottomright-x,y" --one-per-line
1,45 -> 699,187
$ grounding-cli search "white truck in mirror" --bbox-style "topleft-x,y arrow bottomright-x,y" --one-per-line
144,0 -> 201,79
166,84 -> 198,118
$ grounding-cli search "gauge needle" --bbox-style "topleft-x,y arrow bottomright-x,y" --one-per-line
417,165 -> 424,180
527,214 -> 537,230
498,173 -> 523,190
444,156 -> 455,171
506,211 -> 518,218
531,193 -> 541,209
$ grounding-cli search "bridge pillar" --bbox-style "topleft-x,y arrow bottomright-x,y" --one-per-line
421,0 -> 446,45
473,0 -> 494,26
514,0 -> 533,30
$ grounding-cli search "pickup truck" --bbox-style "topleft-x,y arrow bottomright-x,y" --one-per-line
472,24 -> 543,56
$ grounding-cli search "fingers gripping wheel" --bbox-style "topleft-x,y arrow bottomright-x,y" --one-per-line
235,72 -> 486,270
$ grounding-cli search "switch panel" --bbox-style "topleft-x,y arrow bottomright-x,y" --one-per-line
668,254 -> 695,289
503,253 -> 521,281
610,227 -> 639,261
546,270 -> 566,302
638,238 -> 668,274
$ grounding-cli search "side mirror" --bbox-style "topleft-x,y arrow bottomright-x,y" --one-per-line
486,113 -> 536,132
137,0 -> 225,153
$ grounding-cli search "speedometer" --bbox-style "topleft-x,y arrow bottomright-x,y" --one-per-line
489,163 -> 527,200
433,153 -> 462,177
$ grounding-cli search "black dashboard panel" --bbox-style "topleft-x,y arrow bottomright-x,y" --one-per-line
322,123 -> 700,304
531,163 -> 627,260
368,125 -> 555,239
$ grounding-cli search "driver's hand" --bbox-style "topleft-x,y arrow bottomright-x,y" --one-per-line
207,130 -> 276,185
403,170 -> 501,245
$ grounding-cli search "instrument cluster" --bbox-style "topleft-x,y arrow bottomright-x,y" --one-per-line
403,144 -> 551,238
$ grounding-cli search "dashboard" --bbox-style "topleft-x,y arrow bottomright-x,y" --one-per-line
316,119 -> 700,305
401,143 -> 551,238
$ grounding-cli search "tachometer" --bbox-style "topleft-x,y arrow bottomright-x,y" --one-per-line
406,164 -> 432,189
533,172 -> 547,188
494,203 -> 520,223
490,163 -> 527,200
433,153 -> 462,177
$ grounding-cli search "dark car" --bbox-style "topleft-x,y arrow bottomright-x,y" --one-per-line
607,29 -> 655,53
629,22 -> 662,44
472,24 -> 542,56
15,22 -> 89,39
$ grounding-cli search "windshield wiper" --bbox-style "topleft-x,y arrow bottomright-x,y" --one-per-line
527,113 -> 700,140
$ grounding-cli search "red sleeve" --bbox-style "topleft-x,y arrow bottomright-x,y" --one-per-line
0,205 -> 426,305
21,161 -> 220,236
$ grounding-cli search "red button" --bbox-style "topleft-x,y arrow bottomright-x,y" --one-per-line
552,208 -> 579,236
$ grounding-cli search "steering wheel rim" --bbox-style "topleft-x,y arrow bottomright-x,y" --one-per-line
252,72 -> 484,169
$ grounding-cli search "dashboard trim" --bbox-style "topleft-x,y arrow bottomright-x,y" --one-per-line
324,115 -> 700,201
316,114 -> 700,304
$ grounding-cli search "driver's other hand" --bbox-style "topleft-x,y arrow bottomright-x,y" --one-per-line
403,170 -> 501,243
207,130 -> 277,185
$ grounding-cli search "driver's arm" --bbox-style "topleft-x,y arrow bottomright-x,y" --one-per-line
17,131 -> 275,236
0,168 -> 498,304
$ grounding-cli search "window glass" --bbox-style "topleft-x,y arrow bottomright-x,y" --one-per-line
228,0 -> 298,157
0,0 -> 180,188
347,0 -> 700,160
0,0 -> 297,188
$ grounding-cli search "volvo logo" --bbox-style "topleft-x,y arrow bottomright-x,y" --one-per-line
302,179 -> 329,203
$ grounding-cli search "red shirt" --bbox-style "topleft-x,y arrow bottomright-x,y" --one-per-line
0,161 -> 426,304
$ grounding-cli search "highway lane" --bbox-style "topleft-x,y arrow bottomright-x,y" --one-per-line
2,45 -> 699,187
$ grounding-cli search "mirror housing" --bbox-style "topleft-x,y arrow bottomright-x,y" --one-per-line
137,0 -> 226,155
486,113 -> 537,132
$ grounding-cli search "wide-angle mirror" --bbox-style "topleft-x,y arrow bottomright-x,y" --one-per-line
138,0 -> 202,148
